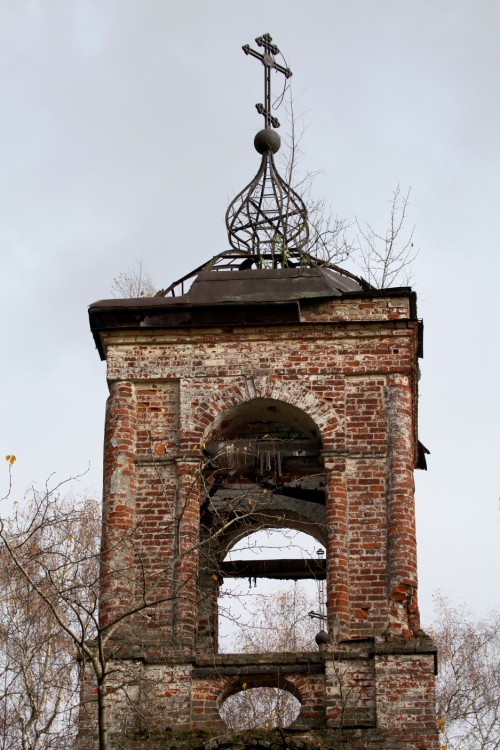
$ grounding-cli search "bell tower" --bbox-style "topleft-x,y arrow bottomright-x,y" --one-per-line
81,33 -> 439,750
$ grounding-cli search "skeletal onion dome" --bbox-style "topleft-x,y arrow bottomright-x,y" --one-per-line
225,150 -> 309,259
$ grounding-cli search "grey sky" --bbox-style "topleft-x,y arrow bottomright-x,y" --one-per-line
2,1 -> 499,625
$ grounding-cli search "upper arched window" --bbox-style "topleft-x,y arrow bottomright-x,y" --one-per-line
203,397 -> 324,489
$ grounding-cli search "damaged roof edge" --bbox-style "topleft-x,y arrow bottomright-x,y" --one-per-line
89,285 -> 416,313
89,299 -> 419,363
88,268 -> 417,360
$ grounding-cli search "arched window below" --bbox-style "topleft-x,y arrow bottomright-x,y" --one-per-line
220,685 -> 301,730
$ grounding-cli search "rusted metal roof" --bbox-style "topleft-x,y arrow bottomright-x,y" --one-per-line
187,266 -> 363,305
156,253 -> 371,297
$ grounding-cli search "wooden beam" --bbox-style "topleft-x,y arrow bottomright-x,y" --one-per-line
220,558 -> 326,580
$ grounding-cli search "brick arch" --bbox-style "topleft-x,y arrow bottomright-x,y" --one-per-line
216,671 -> 326,730
189,376 -> 339,448
219,513 -> 327,556
191,670 -> 326,732
218,674 -> 303,706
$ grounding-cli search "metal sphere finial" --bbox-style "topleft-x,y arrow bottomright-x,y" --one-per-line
254,128 -> 281,154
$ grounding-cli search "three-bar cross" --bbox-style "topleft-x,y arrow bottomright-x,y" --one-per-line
242,33 -> 292,129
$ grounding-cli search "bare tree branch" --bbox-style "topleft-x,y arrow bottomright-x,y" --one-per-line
277,95 -> 354,266
356,185 -> 418,288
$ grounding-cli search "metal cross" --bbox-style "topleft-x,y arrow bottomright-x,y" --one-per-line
242,33 -> 292,129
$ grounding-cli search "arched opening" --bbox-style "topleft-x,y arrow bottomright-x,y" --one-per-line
197,398 -> 327,654
219,677 -> 302,730
218,528 -> 326,653
204,398 -> 323,492
220,687 -> 301,730
207,397 -> 322,443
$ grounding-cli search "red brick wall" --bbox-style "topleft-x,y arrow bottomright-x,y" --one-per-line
100,310 -> 421,641
375,652 -> 439,749
81,293 -> 438,749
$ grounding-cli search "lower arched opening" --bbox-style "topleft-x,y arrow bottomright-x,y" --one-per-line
219,683 -> 301,730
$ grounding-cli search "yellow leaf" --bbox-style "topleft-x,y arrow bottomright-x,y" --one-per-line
6,455 -> 16,465
242,682 -> 247,690
213,574 -> 218,581
248,499 -> 252,505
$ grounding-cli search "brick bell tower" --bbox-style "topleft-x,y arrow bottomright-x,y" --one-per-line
83,33 -> 438,750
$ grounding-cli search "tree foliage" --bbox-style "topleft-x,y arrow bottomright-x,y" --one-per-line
0,479 -> 100,750
110,259 -> 156,298
430,594 -> 500,750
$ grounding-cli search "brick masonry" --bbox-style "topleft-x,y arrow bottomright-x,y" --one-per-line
79,286 -> 439,749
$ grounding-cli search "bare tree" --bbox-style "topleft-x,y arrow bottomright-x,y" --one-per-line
218,583 -> 366,732
278,92 -> 417,287
0,458 -> 266,750
356,185 -> 417,288
0,478 -> 100,750
0,538 -> 79,750
227,585 -> 319,655
110,259 -> 156,298
430,593 -> 500,750
0,474 -> 131,750
277,96 -> 353,266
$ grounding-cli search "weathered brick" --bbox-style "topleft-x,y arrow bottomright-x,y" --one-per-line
79,287 -> 438,749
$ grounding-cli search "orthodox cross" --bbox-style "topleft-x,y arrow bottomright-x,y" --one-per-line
242,33 -> 292,129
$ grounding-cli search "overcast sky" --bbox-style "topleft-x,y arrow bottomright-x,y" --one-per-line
1,0 -> 499,626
